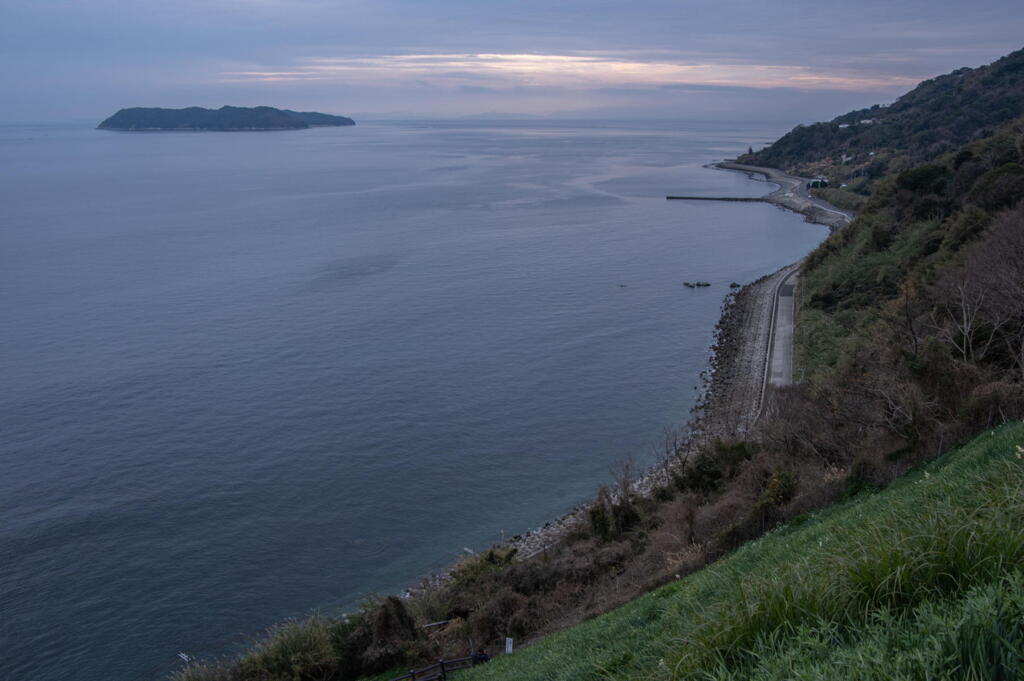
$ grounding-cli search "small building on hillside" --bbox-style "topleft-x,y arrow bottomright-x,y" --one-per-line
807,176 -> 829,189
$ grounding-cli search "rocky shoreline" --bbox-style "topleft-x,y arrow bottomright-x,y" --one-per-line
406,264 -> 797,595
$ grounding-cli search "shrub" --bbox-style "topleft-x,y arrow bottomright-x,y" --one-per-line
356,596 -> 418,671
969,162 -> 1024,211
757,470 -> 798,509
588,487 -> 642,542
677,451 -> 722,494
452,548 -> 518,585
588,498 -> 613,542
236,616 -> 339,681
844,457 -> 881,498
939,204 -> 991,253
652,485 -> 674,502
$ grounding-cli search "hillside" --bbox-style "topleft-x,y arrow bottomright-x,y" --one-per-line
740,47 -> 1024,188
177,424 -> 1024,681
97,106 -> 355,131
459,422 -> 1024,681
797,116 -> 1024,377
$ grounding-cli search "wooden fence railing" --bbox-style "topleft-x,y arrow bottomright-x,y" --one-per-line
389,655 -> 476,681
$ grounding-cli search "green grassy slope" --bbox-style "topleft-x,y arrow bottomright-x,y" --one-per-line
461,423 -> 1024,681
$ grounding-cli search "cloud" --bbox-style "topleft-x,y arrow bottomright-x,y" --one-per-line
218,52 -> 922,92
2,0 -> 1021,122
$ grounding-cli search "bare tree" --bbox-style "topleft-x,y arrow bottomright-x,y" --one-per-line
931,278 -> 1004,363
960,204 -> 1024,377
656,425 -> 690,473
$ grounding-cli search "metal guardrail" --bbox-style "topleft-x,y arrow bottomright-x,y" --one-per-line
389,655 -> 476,681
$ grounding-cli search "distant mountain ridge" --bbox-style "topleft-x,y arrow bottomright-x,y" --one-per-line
97,105 -> 355,131
741,47 -> 1024,181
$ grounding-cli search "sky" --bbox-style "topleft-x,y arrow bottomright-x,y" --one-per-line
2,0 -> 1022,124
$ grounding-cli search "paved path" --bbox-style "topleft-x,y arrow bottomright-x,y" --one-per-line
769,270 -> 798,387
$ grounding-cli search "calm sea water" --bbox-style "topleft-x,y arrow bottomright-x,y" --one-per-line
0,120 -> 824,681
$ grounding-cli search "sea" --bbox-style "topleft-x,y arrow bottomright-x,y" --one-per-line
0,119 -> 826,681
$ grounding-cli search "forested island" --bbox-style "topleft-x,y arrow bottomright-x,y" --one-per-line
97,105 -> 355,131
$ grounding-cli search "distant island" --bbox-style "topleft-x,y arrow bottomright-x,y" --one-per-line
97,106 -> 355,131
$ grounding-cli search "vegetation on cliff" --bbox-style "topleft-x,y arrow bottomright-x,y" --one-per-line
740,47 -> 1024,190
460,422 -> 1024,681
97,106 -> 355,131
795,115 -> 1024,415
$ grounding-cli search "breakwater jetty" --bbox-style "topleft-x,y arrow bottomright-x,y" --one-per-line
666,196 -> 769,202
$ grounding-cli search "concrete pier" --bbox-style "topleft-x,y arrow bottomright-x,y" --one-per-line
665,196 -> 769,202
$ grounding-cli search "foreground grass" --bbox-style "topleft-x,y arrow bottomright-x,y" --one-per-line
462,423 -> 1024,681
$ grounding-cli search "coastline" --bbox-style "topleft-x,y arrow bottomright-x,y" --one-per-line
406,263 -> 805,597
9,124 -> 839,681
160,151 -> 859,676
410,226 -> 843,599
408,161 -> 856,597
467,164 -> 856,566
714,161 -> 854,230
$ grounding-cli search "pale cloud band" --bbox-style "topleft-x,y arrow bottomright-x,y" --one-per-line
220,52 -> 922,92
4,0 -> 1020,122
